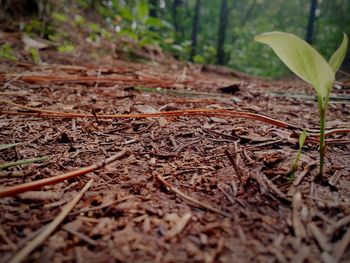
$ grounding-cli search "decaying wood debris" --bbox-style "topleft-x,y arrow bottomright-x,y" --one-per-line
0,53 -> 349,262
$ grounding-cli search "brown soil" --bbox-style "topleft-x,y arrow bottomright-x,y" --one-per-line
0,39 -> 350,263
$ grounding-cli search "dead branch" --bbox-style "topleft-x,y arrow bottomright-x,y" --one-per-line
9,179 -> 93,263
0,149 -> 128,198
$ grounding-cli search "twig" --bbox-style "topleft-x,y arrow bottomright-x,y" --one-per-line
164,213 -> 192,240
0,143 -> 21,151
328,171 -> 343,188
293,161 -> 318,186
308,222 -> 332,252
0,226 -> 16,250
327,215 -> 350,236
2,98 -> 350,139
9,179 -> 93,263
94,69 -> 101,89
305,195 -> 350,208
209,237 -> 225,263
63,225 -> 97,246
224,148 -> 242,184
260,173 -> 291,203
0,149 -> 127,198
0,98 -> 299,129
333,226 -> 350,262
0,74 -> 189,88
290,245 -> 310,263
338,70 -> 350,78
155,174 -> 230,217
292,192 -> 307,240
267,91 -> 350,102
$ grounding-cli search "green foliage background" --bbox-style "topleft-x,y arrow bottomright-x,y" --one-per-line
3,0 -> 350,78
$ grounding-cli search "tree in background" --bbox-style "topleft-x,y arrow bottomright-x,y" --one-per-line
0,0 -> 349,77
172,0 -> 183,42
148,0 -> 159,18
190,0 -> 201,61
217,0 -> 229,65
0,0 -> 39,22
305,0 -> 318,44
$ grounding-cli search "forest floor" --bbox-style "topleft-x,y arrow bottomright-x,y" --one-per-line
1,33 -> 350,263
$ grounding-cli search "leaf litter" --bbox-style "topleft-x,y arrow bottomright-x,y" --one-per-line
0,43 -> 350,263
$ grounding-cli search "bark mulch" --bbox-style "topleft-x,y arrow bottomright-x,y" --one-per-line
0,54 -> 350,263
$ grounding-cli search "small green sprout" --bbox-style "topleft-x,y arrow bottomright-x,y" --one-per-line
254,32 -> 348,176
29,47 -> 41,64
290,130 -> 308,181
57,43 -> 75,53
0,43 -> 17,61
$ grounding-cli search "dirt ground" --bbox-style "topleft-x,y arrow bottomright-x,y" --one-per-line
0,38 -> 350,263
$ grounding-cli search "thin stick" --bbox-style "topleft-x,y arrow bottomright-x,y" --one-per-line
0,149 -> 127,198
0,98 -> 298,129
2,99 -> 350,138
155,174 -> 230,217
9,179 -> 93,263
333,226 -> 350,262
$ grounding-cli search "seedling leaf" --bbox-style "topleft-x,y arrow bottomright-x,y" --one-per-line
254,32 -> 334,101
298,130 -> 307,147
329,33 -> 349,73
290,130 -> 308,180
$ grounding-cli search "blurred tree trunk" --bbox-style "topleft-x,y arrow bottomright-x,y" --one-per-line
90,0 -> 100,10
172,0 -> 183,39
0,0 -> 44,31
149,0 -> 158,18
190,0 -> 201,61
223,0 -> 255,63
217,0 -> 228,65
0,0 -> 39,21
240,0 -> 256,27
305,0 -> 317,44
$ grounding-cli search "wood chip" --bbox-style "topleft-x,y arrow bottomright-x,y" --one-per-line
327,215 -> 350,236
308,222 -> 332,253
333,226 -> 350,262
9,179 -> 93,263
155,174 -> 230,217
292,192 -> 307,240
293,161 -> 317,186
290,245 -> 310,263
18,191 -> 62,201
164,213 -> 192,240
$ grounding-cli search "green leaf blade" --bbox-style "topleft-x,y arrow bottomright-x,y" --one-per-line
298,130 -> 308,150
254,32 -> 335,100
0,143 -> 20,151
329,33 -> 349,73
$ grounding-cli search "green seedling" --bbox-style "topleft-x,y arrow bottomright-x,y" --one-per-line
255,32 -> 348,176
0,43 -> 17,61
289,130 -> 308,181
57,43 -> 75,53
29,47 -> 41,64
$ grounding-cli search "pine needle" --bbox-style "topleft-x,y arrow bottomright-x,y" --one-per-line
0,143 -> 20,151
0,156 -> 49,170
